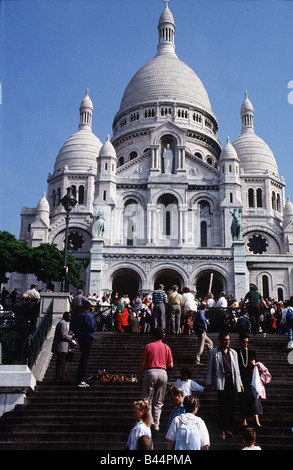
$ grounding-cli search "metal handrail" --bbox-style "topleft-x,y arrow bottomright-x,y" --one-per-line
27,301 -> 53,369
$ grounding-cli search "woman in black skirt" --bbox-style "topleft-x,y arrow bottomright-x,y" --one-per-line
237,332 -> 262,427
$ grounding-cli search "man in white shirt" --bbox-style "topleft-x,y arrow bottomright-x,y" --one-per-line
166,395 -> 210,450
216,291 -> 228,308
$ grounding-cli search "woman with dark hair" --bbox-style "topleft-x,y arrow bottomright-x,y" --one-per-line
236,333 -> 262,427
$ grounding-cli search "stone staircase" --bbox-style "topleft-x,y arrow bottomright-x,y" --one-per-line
0,331 -> 292,450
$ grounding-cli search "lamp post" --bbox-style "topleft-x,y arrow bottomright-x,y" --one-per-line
60,187 -> 77,292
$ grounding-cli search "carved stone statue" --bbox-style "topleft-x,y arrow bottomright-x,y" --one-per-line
93,205 -> 106,238
163,144 -> 173,174
230,208 -> 242,241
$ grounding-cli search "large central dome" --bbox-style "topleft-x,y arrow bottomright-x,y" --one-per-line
119,54 -> 212,113
116,3 -> 212,118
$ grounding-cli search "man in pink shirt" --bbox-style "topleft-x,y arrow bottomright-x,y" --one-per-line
138,328 -> 174,435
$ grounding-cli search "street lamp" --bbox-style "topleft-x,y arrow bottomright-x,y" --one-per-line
60,187 -> 77,292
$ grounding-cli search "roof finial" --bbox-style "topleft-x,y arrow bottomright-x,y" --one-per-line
86,88 -> 89,96
164,0 -> 170,8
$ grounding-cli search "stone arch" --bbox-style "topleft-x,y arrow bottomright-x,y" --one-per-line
192,265 -> 230,299
150,265 -> 187,292
108,265 -> 145,300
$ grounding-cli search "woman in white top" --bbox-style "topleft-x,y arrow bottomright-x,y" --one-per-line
126,400 -> 153,450
181,287 -> 197,334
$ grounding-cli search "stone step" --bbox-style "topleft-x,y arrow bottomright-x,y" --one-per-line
0,331 -> 292,451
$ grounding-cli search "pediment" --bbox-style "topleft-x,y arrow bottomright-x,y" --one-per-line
116,150 -> 151,181
185,152 -> 219,182
150,120 -> 186,145
31,216 -> 49,229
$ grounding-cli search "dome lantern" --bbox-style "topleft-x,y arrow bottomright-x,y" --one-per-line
240,91 -> 254,134
79,88 -> 93,130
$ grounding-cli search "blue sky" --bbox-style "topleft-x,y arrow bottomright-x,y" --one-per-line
1,0 -> 293,237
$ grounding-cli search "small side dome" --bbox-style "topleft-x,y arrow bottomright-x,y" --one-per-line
284,196 -> 293,228
99,135 -> 116,159
219,137 -> 239,161
36,192 -> 50,213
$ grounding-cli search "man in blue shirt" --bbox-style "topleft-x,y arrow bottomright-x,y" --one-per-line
152,284 -> 168,332
166,386 -> 185,431
73,300 -> 96,387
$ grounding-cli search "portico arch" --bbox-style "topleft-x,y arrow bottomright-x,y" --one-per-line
194,270 -> 226,300
111,267 -> 142,301
151,267 -> 185,292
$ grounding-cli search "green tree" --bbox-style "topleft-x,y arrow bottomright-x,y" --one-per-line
31,243 -> 83,287
0,231 -> 83,287
0,231 -> 31,284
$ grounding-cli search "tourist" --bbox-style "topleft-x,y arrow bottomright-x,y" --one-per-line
236,333 -> 262,427
151,284 -> 168,332
125,400 -> 152,450
138,328 -> 173,435
166,395 -> 210,450
73,300 -> 96,387
166,386 -> 185,432
180,287 -> 197,335
244,286 -> 263,335
215,291 -> 228,308
241,427 -> 262,450
194,303 -> 213,366
206,293 -> 215,308
51,311 -> 74,382
168,285 -> 182,334
173,366 -> 204,397
206,332 -> 244,439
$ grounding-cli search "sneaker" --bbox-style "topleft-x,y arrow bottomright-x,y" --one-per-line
77,381 -> 89,387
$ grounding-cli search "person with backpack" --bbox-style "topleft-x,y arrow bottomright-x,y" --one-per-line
166,395 -> 210,450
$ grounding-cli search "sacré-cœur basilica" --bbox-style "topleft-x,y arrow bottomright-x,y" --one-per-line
11,1 -> 293,302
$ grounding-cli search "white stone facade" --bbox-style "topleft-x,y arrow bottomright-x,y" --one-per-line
14,3 -> 293,302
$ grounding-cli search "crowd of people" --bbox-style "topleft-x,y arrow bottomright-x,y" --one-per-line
65,285 -> 293,342
126,328 -> 268,450
50,285 -> 279,450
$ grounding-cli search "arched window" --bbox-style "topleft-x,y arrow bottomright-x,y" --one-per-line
200,221 -> 207,247
194,152 -> 202,159
248,188 -> 254,207
256,188 -> 262,208
166,211 -> 171,236
262,275 -> 269,299
71,185 -> 76,198
57,187 -> 61,206
52,190 -> 56,208
157,194 -> 178,238
118,156 -> 124,167
277,194 -> 281,212
272,191 -> 276,210
277,287 -> 283,302
129,151 -> 137,160
78,185 -> 84,205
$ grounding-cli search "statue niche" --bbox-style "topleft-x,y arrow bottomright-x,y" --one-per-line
161,137 -> 176,174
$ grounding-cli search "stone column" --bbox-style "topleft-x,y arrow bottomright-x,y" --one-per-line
232,240 -> 249,300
